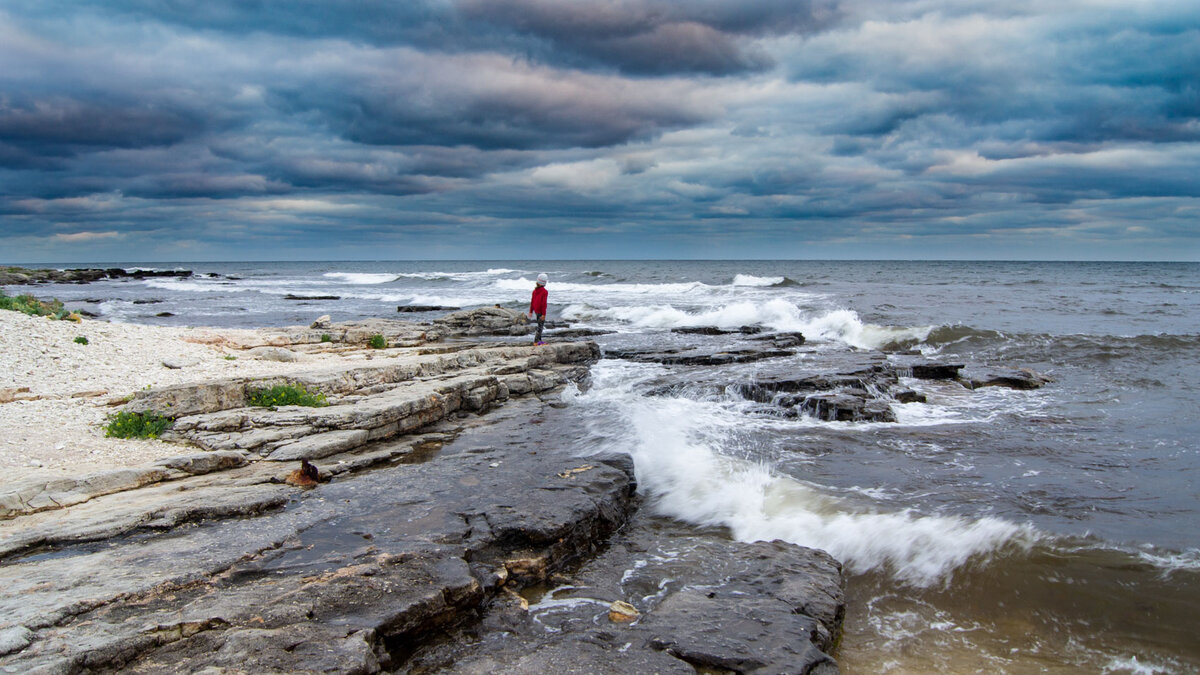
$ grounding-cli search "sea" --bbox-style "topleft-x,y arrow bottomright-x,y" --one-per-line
9,259 -> 1199,673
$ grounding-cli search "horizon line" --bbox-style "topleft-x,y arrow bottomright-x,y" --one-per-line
5,258 -> 1198,266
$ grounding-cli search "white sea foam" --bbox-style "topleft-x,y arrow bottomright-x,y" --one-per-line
391,268 -> 520,281
322,272 -> 397,284
732,274 -> 785,286
143,279 -> 240,293
576,361 -> 1038,587
406,294 -> 492,308
562,299 -> 931,350
890,399 -> 975,427
1102,655 -> 1174,675
1135,546 -> 1200,574
494,277 -> 713,296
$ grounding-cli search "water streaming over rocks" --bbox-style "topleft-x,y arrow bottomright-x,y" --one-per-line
4,259 -> 1199,672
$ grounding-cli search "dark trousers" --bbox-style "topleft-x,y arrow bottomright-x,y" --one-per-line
534,314 -> 545,343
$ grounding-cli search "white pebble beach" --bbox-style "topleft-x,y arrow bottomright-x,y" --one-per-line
0,311 -> 349,482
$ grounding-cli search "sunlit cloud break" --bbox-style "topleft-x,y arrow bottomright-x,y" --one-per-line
51,231 -> 122,242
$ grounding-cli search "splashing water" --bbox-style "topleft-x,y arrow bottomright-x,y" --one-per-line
575,361 -> 1037,587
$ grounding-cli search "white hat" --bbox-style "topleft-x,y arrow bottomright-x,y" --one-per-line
537,273 -> 548,285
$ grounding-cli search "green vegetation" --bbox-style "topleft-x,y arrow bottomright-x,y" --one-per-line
368,334 -> 387,349
246,383 -> 327,408
105,411 -> 173,439
74,336 -> 89,345
224,355 -> 238,360
320,333 -> 332,343
0,289 -> 72,320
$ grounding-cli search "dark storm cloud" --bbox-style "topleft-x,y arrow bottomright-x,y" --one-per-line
0,97 -> 204,163
791,7 -> 1200,150
1,1 -> 1197,261
10,0 -> 453,47
272,75 -> 708,152
458,0 -> 781,75
26,0 -> 836,76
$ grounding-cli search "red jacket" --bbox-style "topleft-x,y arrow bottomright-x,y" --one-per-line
529,285 -> 548,316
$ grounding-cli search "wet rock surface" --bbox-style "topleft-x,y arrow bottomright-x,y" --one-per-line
605,344 -> 797,367
960,366 -> 1054,390
0,395 -> 844,675
634,341 -> 1051,425
397,304 -> 460,313
408,515 -> 843,675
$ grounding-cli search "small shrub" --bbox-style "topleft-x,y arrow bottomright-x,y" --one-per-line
74,336 -> 89,345
368,334 -> 387,349
320,333 -> 332,343
0,290 -> 70,319
224,355 -> 238,360
246,383 -> 327,408
105,411 -> 173,439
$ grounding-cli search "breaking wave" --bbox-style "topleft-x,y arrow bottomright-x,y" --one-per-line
494,277 -> 713,296
562,299 -> 930,350
322,272 -> 397,284
731,274 -> 783,286
731,274 -> 799,287
574,361 -> 1039,587
326,269 -> 519,284
143,278 -> 241,293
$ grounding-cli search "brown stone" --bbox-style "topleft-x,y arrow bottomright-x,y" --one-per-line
608,600 -> 639,623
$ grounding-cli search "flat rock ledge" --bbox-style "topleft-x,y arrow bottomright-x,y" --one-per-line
0,341 -> 599,523
135,340 -> 602,457
0,391 -> 845,674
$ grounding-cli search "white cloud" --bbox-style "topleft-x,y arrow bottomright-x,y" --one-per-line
529,159 -> 622,191
51,230 -> 122,242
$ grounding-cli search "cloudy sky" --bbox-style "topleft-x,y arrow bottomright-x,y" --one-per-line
1,0 -> 1197,262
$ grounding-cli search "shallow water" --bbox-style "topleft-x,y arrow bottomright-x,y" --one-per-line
9,259 -> 1199,671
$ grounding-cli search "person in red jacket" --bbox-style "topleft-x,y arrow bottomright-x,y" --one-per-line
528,273 -> 548,345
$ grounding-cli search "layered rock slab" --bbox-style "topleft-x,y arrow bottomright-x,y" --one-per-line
0,401 -> 637,674
0,342 -> 599,524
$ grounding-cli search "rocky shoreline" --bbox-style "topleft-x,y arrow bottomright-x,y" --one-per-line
0,280 -> 1056,673
0,266 -> 194,286
0,311 -> 848,673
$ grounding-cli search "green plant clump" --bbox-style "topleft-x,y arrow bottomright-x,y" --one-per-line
74,336 -> 89,345
105,411 -> 174,439
0,290 -> 71,320
368,334 -> 387,349
320,333 -> 332,343
246,383 -> 327,408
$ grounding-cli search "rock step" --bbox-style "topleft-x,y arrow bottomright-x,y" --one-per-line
175,366 -> 584,458
0,458 -> 245,521
0,432 -> 454,560
1,343 -> 599,524
126,341 -> 599,418
0,417 -> 640,673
